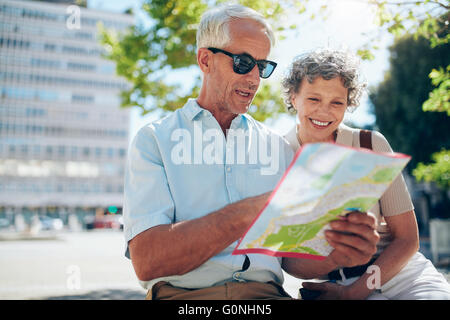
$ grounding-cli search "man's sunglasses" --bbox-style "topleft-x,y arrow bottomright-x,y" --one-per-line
208,47 -> 277,79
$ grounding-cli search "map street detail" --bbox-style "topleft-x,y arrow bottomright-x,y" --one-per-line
233,142 -> 410,260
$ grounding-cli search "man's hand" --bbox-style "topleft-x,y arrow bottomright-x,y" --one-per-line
129,192 -> 271,281
325,211 -> 379,268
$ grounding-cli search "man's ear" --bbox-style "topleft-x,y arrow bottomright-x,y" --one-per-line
197,48 -> 212,73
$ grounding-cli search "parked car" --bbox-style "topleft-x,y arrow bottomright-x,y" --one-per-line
0,218 -> 11,230
39,216 -> 64,231
84,214 -> 123,230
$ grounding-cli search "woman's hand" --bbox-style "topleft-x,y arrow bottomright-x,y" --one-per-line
282,210 -> 379,280
301,281 -> 353,300
326,211 -> 380,268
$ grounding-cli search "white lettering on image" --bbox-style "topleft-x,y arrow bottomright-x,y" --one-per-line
366,264 -> 381,290
170,124 -> 280,175
66,264 -> 81,290
66,5 -> 81,30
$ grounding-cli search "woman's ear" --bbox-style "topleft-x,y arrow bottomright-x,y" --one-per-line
197,48 -> 212,74
290,96 -> 297,111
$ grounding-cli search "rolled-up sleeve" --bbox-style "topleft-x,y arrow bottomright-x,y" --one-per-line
123,125 -> 174,258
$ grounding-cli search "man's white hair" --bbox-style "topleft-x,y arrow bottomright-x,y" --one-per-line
196,3 -> 275,50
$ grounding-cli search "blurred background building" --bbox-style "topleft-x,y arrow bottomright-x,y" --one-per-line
0,0 -> 133,228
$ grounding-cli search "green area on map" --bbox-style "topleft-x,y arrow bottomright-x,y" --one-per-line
262,197 -> 377,253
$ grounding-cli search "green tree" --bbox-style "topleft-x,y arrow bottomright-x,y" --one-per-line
362,0 -> 449,54
413,149 -> 450,189
361,1 -> 449,190
369,35 -> 450,172
422,65 -> 450,115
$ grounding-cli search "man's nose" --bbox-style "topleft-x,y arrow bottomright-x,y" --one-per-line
246,64 -> 260,86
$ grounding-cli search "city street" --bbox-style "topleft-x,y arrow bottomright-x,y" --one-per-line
0,230 -> 447,300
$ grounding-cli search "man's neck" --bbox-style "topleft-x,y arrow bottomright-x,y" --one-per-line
196,99 -> 238,136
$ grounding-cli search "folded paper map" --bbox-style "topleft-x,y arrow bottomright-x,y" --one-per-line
233,142 -> 411,260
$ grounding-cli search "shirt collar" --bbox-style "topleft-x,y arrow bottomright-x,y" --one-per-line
182,98 -> 205,121
182,98 -> 246,127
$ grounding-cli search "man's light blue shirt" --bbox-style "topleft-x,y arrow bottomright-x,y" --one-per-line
123,98 -> 294,290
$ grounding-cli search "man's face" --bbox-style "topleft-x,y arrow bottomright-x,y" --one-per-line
208,19 -> 271,116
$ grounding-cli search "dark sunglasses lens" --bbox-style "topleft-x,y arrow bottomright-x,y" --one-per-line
259,62 -> 275,78
234,55 -> 255,74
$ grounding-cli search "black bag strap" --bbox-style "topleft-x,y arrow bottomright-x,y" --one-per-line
359,129 -> 372,150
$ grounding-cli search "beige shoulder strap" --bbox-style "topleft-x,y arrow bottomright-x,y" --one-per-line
358,129 -> 384,217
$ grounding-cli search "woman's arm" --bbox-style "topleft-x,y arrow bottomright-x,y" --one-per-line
282,211 -> 380,279
341,131 -> 418,299
300,210 -> 419,299
344,210 -> 419,299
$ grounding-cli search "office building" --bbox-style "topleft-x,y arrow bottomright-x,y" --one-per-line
0,0 -> 133,226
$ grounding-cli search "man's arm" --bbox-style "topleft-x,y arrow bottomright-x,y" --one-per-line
282,211 -> 380,279
129,192 -> 269,282
125,124 -> 270,282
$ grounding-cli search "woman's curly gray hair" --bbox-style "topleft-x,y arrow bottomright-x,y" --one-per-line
282,48 -> 367,113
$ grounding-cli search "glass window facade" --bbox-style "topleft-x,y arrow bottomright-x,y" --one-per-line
0,0 -> 134,218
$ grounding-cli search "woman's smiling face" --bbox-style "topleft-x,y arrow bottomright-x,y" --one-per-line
291,76 -> 348,143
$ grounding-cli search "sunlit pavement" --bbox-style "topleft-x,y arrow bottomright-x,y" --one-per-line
0,230 -> 447,300
0,230 -> 146,300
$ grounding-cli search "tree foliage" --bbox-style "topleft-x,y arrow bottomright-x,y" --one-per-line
413,149 -> 450,189
368,0 -> 449,47
422,65 -> 450,115
369,34 -> 449,171
99,0 -> 205,115
364,2 -> 449,189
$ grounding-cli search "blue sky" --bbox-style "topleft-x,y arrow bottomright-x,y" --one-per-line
88,0 -> 393,142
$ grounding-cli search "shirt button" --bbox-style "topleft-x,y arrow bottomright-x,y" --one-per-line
226,167 -> 231,172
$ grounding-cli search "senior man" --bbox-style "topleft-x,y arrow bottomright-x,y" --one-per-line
123,4 -> 379,300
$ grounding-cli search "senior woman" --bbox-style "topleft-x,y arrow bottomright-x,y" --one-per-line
281,48 -> 450,300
